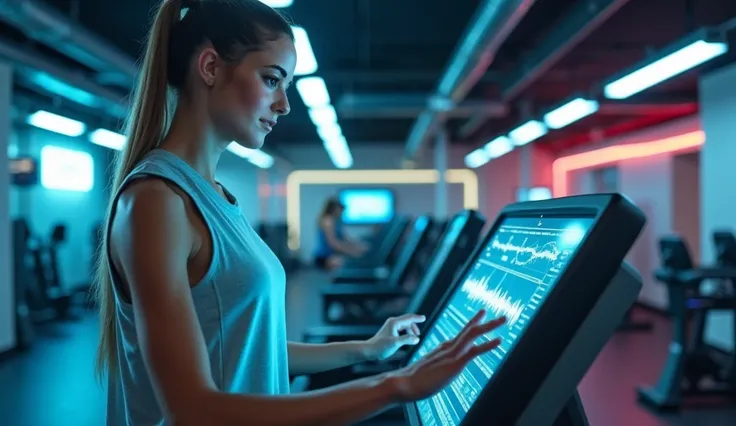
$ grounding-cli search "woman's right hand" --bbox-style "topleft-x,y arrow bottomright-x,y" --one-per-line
388,310 -> 506,402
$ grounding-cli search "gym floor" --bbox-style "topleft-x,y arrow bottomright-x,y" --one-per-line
1,268 -> 735,426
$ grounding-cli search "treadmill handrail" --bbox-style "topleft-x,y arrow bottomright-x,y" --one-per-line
321,285 -> 408,297
655,267 -> 736,285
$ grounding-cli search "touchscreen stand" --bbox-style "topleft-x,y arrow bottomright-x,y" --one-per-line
553,392 -> 588,426
402,194 -> 646,426
517,263 -> 642,426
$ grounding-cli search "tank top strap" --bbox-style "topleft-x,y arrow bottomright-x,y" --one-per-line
116,149 -> 242,217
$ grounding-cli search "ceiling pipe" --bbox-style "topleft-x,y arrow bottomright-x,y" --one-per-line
0,39 -> 129,118
403,0 -> 538,160
0,0 -> 137,87
458,0 -> 632,140
337,93 -> 508,119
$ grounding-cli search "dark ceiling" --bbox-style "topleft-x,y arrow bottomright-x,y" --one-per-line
2,0 -> 736,162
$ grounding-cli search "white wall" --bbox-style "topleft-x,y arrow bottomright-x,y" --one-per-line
278,141 -> 472,259
618,156 -> 674,309
12,126 -> 114,291
562,116 -> 702,311
672,153 -> 701,262
699,62 -> 736,352
480,146 -> 555,222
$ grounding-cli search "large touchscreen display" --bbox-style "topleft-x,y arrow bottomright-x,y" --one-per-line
409,216 -> 595,426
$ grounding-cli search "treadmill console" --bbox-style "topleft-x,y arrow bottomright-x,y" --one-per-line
403,193 -> 646,426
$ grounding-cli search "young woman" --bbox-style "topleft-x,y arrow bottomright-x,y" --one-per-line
313,197 -> 365,270
93,1 -> 505,425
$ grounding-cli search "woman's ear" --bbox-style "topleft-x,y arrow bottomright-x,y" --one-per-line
196,47 -> 219,87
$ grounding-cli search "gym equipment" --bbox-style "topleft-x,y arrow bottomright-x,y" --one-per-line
332,216 -> 410,278
332,216 -> 431,284
307,194 -> 645,426
303,210 -> 486,391
309,210 -> 484,335
413,219 -> 449,274
637,235 -> 736,411
714,229 -> 736,268
341,216 -> 408,268
386,193 -> 646,425
12,219 -> 35,349
15,220 -> 89,322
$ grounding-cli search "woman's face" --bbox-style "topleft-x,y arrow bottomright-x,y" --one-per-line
205,34 -> 297,150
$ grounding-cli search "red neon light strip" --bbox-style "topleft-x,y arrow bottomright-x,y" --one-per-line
552,130 -> 705,197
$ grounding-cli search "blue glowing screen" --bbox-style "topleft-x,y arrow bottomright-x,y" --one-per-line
409,216 -> 595,425
339,189 -> 394,225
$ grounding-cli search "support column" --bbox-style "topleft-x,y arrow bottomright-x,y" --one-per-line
434,127 -> 448,219
699,61 -> 736,352
0,61 -> 15,353
518,144 -> 531,201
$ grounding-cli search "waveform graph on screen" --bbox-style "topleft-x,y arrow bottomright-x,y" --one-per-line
463,275 -> 525,326
490,227 -> 575,282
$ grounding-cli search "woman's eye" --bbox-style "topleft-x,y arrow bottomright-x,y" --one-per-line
264,76 -> 279,87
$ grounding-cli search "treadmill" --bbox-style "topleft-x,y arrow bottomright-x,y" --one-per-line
347,216 -> 402,264
306,210 -> 486,341
339,216 -> 410,270
333,216 -> 432,284
380,193 -> 647,425
303,210 -> 486,391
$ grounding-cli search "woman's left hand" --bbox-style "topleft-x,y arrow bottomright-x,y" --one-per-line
364,314 -> 426,361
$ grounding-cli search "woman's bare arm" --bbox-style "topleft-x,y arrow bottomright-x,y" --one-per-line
110,180 -> 402,426
287,341 -> 370,375
321,217 -> 362,256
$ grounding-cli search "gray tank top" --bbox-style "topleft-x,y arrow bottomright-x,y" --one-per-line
105,149 -> 290,426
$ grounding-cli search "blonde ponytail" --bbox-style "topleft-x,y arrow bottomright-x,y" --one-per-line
93,0 -> 184,383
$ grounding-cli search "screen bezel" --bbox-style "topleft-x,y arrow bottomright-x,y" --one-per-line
402,193 -> 645,426
338,187 -> 396,225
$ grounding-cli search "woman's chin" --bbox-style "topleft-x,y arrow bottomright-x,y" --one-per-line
231,137 -> 264,151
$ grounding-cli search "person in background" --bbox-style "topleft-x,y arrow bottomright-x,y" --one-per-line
313,196 -> 367,270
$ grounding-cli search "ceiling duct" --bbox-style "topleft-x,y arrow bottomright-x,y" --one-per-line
403,0 -> 537,160
0,39 -> 129,118
0,0 -> 137,87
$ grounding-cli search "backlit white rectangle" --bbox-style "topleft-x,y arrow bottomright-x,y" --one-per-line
27,110 -> 86,137
543,98 -> 599,129
89,128 -> 126,150
296,76 -> 331,108
508,120 -> 547,146
292,26 -> 318,76
604,39 -> 728,99
485,136 -> 513,158
308,105 -> 338,126
260,0 -> 293,7
40,145 -> 94,192
464,148 -> 490,169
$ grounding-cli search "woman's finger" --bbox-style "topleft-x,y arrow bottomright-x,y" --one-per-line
459,337 -> 502,363
451,316 -> 506,356
391,314 -> 427,332
451,312 -> 503,350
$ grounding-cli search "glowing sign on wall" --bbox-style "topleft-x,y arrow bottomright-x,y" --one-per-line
40,145 -> 94,192
552,130 -> 705,197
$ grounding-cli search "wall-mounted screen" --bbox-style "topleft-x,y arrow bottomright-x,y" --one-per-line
339,188 -> 395,225
40,145 -> 94,192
